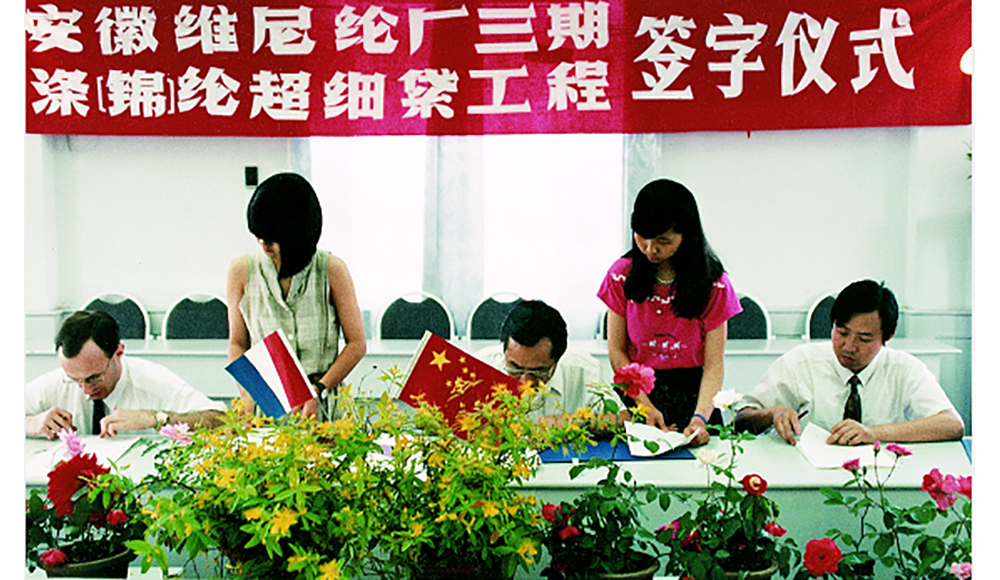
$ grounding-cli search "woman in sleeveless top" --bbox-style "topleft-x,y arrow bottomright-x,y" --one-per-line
226,173 -> 367,420
597,179 -> 742,447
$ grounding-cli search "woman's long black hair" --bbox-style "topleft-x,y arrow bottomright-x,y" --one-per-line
623,179 -> 724,319
247,172 -> 323,279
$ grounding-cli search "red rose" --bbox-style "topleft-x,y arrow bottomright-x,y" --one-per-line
742,474 -> 767,496
842,458 -> 860,472
542,503 -> 560,524
613,363 -> 656,398
47,453 -> 110,517
557,526 -> 581,541
106,510 -> 127,526
552,560 -> 569,574
803,538 -> 842,577
763,521 -> 787,537
40,548 -> 68,567
681,530 -> 702,552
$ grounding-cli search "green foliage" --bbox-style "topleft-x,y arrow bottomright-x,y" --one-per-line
809,445 -> 972,580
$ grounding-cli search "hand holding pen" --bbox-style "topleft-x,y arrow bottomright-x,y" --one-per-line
772,407 -> 809,446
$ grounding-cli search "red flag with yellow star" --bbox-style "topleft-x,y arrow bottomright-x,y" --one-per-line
398,331 -> 521,433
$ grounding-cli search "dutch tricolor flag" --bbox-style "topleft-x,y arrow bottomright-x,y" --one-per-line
225,330 -> 314,418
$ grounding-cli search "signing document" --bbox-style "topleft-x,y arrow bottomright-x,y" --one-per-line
624,421 -> 700,457
796,423 -> 894,469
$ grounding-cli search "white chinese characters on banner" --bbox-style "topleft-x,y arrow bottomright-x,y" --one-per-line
632,15 -> 698,100
175,5 -> 239,54
96,6 -> 158,56
25,4 -> 83,52
705,13 -> 767,99
253,6 -> 315,55
776,12 -> 839,96
250,70 -> 311,119
30,68 -> 89,115
849,7 -> 914,92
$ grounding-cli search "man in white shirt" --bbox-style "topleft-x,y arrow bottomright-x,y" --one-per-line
26,310 -> 227,438
735,280 -> 964,446
476,300 -> 623,430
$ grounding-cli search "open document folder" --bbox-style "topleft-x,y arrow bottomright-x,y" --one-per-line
624,421 -> 699,457
796,423 -> 895,469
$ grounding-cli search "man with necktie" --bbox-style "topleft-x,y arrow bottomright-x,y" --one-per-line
734,280 -> 964,446
26,310 -> 226,439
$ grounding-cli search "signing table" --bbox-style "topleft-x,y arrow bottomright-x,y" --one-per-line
26,430 -> 971,579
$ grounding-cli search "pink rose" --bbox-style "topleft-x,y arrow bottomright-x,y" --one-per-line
922,468 -> 960,510
803,538 -> 842,577
40,549 -> 68,567
764,521 -> 787,537
160,423 -> 193,446
957,475 -> 971,499
842,458 -> 860,472
885,443 -> 912,456
950,562 -> 972,580
613,363 -> 656,398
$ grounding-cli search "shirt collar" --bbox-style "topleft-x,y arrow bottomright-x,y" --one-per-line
832,344 -> 887,386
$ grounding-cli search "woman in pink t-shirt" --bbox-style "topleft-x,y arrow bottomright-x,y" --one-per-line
598,179 -> 742,446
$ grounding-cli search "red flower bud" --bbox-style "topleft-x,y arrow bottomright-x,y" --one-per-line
741,474 -> 767,496
40,549 -> 68,567
558,525 -> 581,541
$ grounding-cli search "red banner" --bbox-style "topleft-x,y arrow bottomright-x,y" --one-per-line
24,0 -> 971,136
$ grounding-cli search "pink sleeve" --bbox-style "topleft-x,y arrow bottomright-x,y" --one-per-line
597,258 -> 631,317
702,272 -> 742,333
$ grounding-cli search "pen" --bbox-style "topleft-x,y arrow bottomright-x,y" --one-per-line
798,410 -> 809,420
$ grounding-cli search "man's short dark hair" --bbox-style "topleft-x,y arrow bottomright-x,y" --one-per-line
56,310 -> 120,359
499,300 -> 568,362
830,280 -> 898,342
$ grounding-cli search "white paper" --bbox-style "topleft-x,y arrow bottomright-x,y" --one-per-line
795,423 -> 895,469
624,421 -> 698,457
26,436 -> 140,484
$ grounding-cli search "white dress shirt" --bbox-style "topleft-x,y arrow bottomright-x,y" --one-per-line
26,355 -> 227,434
475,345 -> 621,420
738,342 -> 957,431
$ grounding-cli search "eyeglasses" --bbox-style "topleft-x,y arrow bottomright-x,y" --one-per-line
503,362 -> 555,381
70,356 -> 114,386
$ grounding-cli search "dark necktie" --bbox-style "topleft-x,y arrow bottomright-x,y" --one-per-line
843,375 -> 862,422
92,399 -> 106,435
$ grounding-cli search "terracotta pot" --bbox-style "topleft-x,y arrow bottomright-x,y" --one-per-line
596,553 -> 660,580
44,550 -> 133,578
724,559 -> 779,580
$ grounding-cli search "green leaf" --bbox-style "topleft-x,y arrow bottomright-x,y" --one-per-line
873,533 -> 893,556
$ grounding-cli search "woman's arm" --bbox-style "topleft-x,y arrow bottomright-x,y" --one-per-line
607,309 -> 669,431
315,254 -> 367,393
225,255 -> 255,409
684,321 -> 727,446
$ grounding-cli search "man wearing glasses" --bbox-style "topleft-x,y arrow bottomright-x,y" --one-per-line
477,300 -> 623,430
26,310 -> 226,439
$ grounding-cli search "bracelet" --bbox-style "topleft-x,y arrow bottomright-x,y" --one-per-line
692,413 -> 709,425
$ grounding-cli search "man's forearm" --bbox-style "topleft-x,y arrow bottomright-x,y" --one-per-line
168,409 -> 225,430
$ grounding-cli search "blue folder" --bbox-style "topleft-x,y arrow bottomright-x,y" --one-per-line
538,440 -> 694,463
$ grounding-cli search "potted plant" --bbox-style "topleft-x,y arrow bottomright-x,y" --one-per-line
540,456 -> 666,580
26,430 -> 148,578
364,367 -> 559,579
130,396 -> 387,579
537,362 -> 670,579
794,442 -> 971,580
659,390 -> 800,580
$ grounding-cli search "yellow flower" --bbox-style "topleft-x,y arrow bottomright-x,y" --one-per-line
334,418 -> 356,439
516,540 -> 538,564
287,554 -> 309,567
434,512 -> 458,522
409,522 -> 425,538
317,560 -> 342,580
511,462 -> 532,479
572,406 -> 595,422
269,508 -> 301,536
503,502 -> 520,516
244,507 -> 263,521
427,452 -> 445,468
214,467 -> 239,490
455,413 -> 478,433
480,501 -> 500,518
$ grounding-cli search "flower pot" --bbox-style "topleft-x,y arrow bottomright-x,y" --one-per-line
724,559 -> 779,580
43,549 -> 133,578
596,553 -> 660,580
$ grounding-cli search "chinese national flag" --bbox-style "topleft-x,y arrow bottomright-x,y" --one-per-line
398,332 -> 521,434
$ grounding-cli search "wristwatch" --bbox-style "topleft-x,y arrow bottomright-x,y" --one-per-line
154,411 -> 169,429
